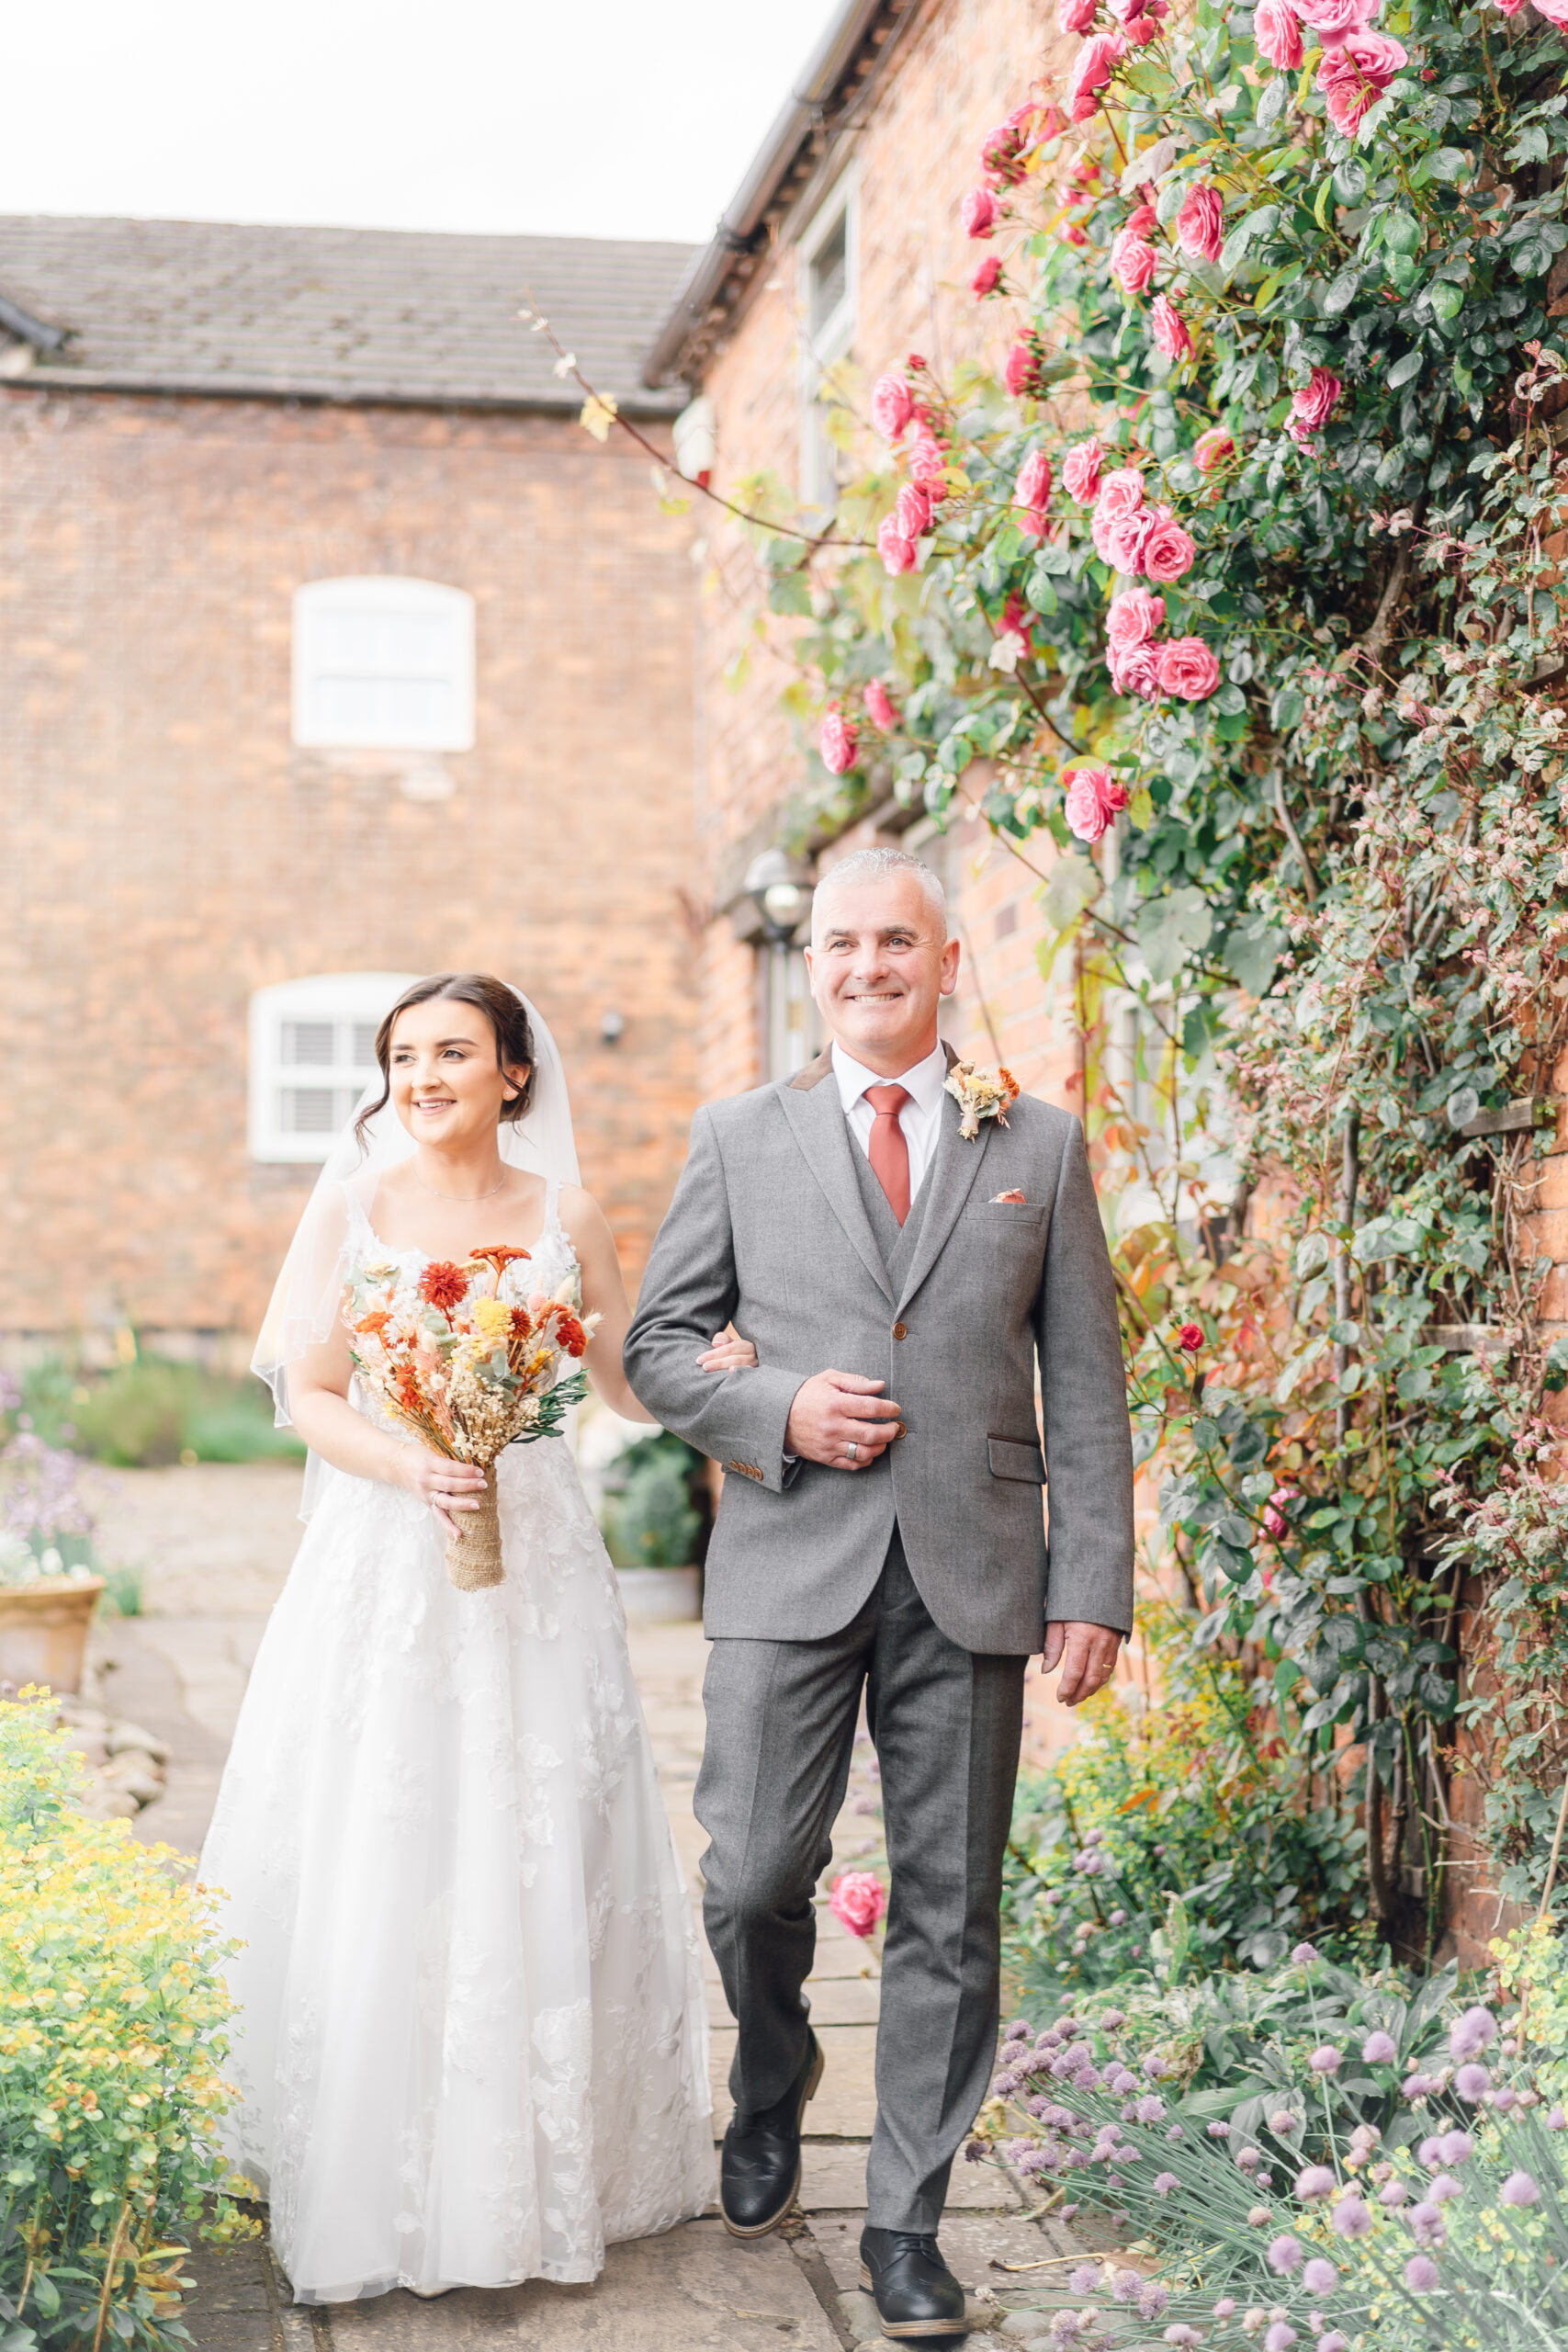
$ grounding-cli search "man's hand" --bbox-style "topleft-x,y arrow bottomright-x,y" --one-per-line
1042,1620 -> 1122,1706
785,1370 -> 904,1470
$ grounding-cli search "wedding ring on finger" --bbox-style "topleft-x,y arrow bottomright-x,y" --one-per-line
846,1440 -> 859,1460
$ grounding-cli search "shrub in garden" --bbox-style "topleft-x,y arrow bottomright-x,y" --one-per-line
601,1430 -> 704,1568
0,1696 -> 251,2350
7,1355 -> 302,1469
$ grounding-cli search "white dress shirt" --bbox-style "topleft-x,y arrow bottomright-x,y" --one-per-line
831,1039 -> 950,1203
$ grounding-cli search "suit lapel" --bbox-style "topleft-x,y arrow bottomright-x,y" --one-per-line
777,1063 -> 897,1306
894,1086 -> 992,1314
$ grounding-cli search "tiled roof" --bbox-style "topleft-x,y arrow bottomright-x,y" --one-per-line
0,216 -> 694,413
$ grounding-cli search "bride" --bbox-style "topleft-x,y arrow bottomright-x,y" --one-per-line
200,973 -> 748,2303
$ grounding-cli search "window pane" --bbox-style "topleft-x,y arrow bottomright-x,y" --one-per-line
351,1023 -> 378,1069
282,1022 -> 335,1066
809,213 -> 849,334
281,1088 -> 337,1133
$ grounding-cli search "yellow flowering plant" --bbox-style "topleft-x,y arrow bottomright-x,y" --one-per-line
0,1693 -> 253,2352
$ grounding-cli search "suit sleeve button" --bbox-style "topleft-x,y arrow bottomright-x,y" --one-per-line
892,1320 -> 908,1340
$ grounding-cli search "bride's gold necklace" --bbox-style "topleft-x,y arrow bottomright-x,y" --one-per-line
415,1170 -> 508,1203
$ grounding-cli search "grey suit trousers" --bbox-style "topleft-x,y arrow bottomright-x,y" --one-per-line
695,1531 -> 1026,2234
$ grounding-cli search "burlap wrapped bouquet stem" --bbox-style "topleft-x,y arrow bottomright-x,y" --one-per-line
444,1462 -> 504,1590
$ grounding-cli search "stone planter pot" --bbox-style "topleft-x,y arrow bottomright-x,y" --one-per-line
615,1566 -> 701,1624
0,1577 -> 105,1695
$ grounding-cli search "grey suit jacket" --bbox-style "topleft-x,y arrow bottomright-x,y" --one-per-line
622,1047 -> 1134,1655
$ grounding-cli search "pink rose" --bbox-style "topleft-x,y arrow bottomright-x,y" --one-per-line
1295,0 -> 1377,45
1177,1320 -> 1203,1352
1177,184 -> 1224,264
972,254 -> 1003,297
1193,426 -> 1235,471
871,373 -> 914,439
864,678 -> 901,731
1060,0 -> 1098,28
1015,448 -> 1054,512
1097,507 -> 1156,571
1111,229 -> 1157,293
1255,0 -> 1305,64
1063,438 -> 1104,501
1063,764 -> 1130,842
1533,0 -> 1568,17
1138,506 -> 1198,582
1066,31 -> 1125,119
1288,364 -> 1343,442
908,432 -> 949,492
895,482 -> 932,538
819,712 -> 859,775
1111,641 -> 1163,698
1124,10 -> 1160,37
1495,0 -> 1527,12
1156,636 -> 1222,698
1124,201 -> 1158,234
1106,585 -> 1166,650
876,514 -> 918,575
1037,100 -> 1068,139
829,1871 -> 887,1938
1108,0 -> 1147,16
981,120 -> 1031,186
1095,465 -> 1147,524
1151,294 -> 1192,359
1059,221 -> 1089,247
1004,337 -> 1048,399
962,185 -> 999,240
1316,31 -> 1407,133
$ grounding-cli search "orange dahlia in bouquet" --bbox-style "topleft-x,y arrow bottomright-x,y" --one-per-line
341,1244 -> 598,1590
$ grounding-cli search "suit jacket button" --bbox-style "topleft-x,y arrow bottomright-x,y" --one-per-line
892,1320 -> 908,1340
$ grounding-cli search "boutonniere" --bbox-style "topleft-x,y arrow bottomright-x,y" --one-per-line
943,1060 -> 1021,1141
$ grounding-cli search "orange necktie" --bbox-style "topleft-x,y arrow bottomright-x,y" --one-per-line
864,1084 -> 912,1225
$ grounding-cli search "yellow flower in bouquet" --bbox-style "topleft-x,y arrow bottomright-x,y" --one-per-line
341,1243 -> 598,1591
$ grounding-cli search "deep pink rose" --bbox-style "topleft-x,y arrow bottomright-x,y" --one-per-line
1177,184 -> 1224,263
1106,586 -> 1166,650
1123,13 -> 1160,40
1063,764 -> 1130,842
819,712 -> 859,775
1059,221 -> 1089,247
1060,0 -> 1098,29
1063,438 -> 1104,501
1109,0 -> 1147,17
1194,426 -> 1235,471
1151,294 -> 1192,359
1037,100 -> 1068,138
1004,338 -> 1049,400
877,514 -> 918,575
1495,0 -> 1527,12
962,185 -> 999,240
864,678 -> 901,731
972,254 -> 1003,297
908,432 -> 949,492
895,482 -> 932,538
981,120 -> 1031,186
1111,641 -> 1163,698
1316,31 -> 1407,132
1139,507 -> 1198,582
1295,0 -> 1377,44
1066,32 -> 1125,118
1016,448 -> 1054,512
1095,466 -> 1147,524
871,373 -> 914,439
1156,636 -> 1222,698
1111,230 -> 1157,293
1255,0 -> 1305,64
1288,365 -> 1343,442
1178,1320 -> 1203,1352
829,1871 -> 887,1938
1124,202 -> 1158,234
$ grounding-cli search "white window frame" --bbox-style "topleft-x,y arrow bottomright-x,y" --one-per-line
797,171 -> 859,514
291,577 -> 475,752
248,971 -> 421,1163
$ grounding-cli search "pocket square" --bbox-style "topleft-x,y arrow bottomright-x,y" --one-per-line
992,1188 -> 1028,1204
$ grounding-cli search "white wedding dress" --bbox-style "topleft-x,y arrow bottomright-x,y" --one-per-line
199,1182 -> 714,2303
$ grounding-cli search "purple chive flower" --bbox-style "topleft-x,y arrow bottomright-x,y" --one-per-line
1293,1941 -> 1319,1963
1238,2145 -> 1262,2171
1402,2073 -> 1435,2098
1137,2095 -> 1168,2123
1409,2203 -> 1447,2250
1270,2110 -> 1299,2134
1454,2064 -> 1491,2101
1317,2336 -> 1349,2352
1265,2326 -> 1298,2352
1331,2196 -> 1372,2239
1378,2178 -> 1409,2207
1500,2170 -> 1541,2207
1550,2106 -> 1568,2132
1100,2008 -> 1125,2030
1005,2018 -> 1029,2041
1138,2284 -> 1169,2321
1428,2175 -> 1463,2204
1404,2256 -> 1440,2291
1438,2132 -> 1472,2167
1493,2087 -> 1518,2113
1050,2315 -> 1083,2343
1111,2269 -> 1143,2304
1310,2046 -> 1344,2075
1302,2257 -> 1337,2295
1069,2266 -> 1099,2294
1268,2234 -> 1304,2274
1167,2124 -> 1184,2143
1213,2299 -> 1236,2320
1164,2331 -> 1202,2349
1154,2171 -> 1179,2196
1060,2201 -> 1080,2219
1143,2052 -> 1168,2079
1418,2136 -> 1445,2167
1297,2165 -> 1337,2199
1361,2030 -> 1398,2064
1247,2206 -> 1272,2227
1208,2120 -> 1232,2139
1110,1907 -> 1127,1925
1449,2007 -> 1498,2061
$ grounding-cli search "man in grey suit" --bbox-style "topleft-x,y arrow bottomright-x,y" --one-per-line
624,847 -> 1134,2339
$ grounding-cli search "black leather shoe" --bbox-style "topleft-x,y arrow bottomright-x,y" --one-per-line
859,2227 -> 969,2338
719,2030 -> 824,2237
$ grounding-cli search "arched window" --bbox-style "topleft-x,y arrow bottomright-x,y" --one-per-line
248,972 -> 421,1162
291,578 -> 475,752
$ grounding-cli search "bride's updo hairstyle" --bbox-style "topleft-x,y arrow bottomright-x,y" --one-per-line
355,973 -> 536,1145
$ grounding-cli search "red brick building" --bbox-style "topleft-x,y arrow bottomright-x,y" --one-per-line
0,217 -> 697,1356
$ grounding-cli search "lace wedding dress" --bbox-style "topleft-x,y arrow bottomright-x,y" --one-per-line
199,1183 -> 713,2303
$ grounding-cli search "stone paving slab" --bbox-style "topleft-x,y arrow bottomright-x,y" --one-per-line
800,2147 -> 1020,2214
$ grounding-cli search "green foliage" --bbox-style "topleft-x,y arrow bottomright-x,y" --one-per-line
602,1430 -> 703,1568
0,1698 -> 254,2351
11,1356 -> 302,1469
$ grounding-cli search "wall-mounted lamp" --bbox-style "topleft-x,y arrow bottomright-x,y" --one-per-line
743,847 -> 812,944
599,1010 -> 626,1046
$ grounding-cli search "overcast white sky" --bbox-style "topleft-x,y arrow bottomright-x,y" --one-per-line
0,0 -> 846,245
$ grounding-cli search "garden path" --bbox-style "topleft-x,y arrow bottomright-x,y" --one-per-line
86,1465 -> 1099,2352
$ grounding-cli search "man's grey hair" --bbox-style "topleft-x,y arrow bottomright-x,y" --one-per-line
811,847 -> 948,938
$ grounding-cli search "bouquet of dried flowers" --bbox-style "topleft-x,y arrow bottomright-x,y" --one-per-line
341,1245 -> 597,1590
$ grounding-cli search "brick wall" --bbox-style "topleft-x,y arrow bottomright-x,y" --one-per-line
0,389 -> 698,1348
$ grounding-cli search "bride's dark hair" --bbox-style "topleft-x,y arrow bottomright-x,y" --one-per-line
355,974 -> 536,1144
